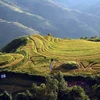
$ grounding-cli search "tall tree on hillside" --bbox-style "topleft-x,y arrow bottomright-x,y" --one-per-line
54,71 -> 67,91
54,71 -> 68,99
46,75 -> 58,100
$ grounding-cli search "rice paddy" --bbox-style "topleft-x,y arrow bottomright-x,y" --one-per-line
0,34 -> 100,75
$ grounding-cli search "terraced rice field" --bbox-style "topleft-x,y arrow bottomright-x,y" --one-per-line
0,54 -> 24,69
0,34 -> 100,75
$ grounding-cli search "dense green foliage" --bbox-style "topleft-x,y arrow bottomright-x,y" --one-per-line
80,36 -> 100,42
60,62 -> 79,70
1,37 -> 27,53
93,84 -> 100,100
0,91 -> 12,100
0,72 -> 91,100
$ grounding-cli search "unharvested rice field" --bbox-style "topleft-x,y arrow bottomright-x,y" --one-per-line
0,34 -> 100,75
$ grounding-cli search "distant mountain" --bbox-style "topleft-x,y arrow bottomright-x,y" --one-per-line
54,0 -> 100,16
53,0 -> 100,10
0,0 -> 58,34
0,19 -> 38,48
1,0 -> 100,48
15,0 -> 100,37
0,0 -> 62,48
14,0 -> 100,35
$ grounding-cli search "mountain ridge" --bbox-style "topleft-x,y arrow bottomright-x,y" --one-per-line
1,0 -> 100,48
53,0 -> 100,16
0,18 -> 39,48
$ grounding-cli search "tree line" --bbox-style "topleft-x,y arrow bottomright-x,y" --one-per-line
0,72 -> 100,100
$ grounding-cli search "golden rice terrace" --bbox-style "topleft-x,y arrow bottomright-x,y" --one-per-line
0,34 -> 100,75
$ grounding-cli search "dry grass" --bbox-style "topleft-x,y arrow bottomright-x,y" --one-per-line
1,34 -> 100,75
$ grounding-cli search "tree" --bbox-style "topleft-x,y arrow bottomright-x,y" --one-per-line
46,75 -> 58,100
80,37 -> 84,39
32,83 -> 47,100
0,91 -> 12,100
16,92 -> 29,100
53,71 -> 68,100
25,90 -> 33,100
84,37 -> 88,40
69,86 -> 90,100
54,71 -> 67,92
93,84 -> 100,100
29,72 -> 90,100
47,33 -> 53,36
58,86 -> 90,100
31,76 -> 58,100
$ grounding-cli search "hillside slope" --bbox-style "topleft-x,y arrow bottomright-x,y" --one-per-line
0,0 -> 62,48
0,0 -> 100,40
14,0 -> 100,38
0,19 -> 38,48
0,34 -> 100,75
0,0 -> 59,33
54,0 -> 100,17
53,0 -> 100,11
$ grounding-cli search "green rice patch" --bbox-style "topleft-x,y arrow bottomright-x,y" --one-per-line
0,54 -> 13,64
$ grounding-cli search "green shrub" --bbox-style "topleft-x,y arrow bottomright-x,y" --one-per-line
0,91 -> 12,100
60,61 -> 79,70
93,84 -> 100,100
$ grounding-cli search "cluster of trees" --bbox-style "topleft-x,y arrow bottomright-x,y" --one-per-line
93,84 -> 100,100
0,72 -> 92,100
0,91 -> 12,100
80,36 -> 100,41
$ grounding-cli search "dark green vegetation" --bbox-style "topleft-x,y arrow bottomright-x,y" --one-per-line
0,71 -> 100,100
1,0 -> 100,48
81,36 -> 100,42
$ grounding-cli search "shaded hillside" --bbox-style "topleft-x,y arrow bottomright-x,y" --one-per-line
0,0 -> 61,47
7,0 -> 100,38
0,19 -> 38,48
53,0 -> 100,11
0,0 -> 100,39
86,5 -> 100,17
0,0 -> 59,33
54,0 -> 100,17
